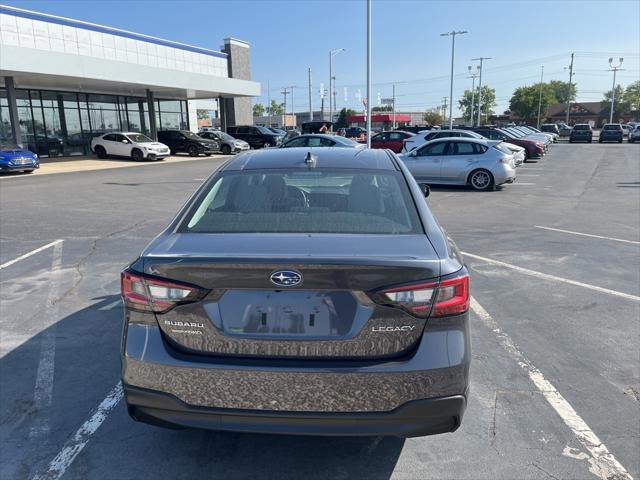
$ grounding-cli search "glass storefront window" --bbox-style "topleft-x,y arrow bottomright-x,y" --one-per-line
3,89 -> 190,155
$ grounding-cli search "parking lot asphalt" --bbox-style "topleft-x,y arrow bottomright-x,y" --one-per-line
1,143 -> 638,480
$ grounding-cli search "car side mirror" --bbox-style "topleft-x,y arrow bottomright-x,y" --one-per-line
419,183 -> 430,198
122,140 -> 129,144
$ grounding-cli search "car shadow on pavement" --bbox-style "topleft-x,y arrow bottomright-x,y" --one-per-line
616,181 -> 640,188
1,295 -> 405,480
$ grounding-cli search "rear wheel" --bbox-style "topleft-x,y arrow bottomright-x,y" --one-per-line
131,149 -> 144,161
95,145 -> 107,159
221,144 -> 231,155
468,169 -> 494,191
262,142 -> 271,149
188,145 -> 199,157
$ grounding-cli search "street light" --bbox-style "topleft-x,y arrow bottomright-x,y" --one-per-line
536,65 -> 544,129
329,48 -> 345,129
471,56 -> 491,126
608,57 -> 624,123
441,30 -> 468,129
467,65 -> 479,126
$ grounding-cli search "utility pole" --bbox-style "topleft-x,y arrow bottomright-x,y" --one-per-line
442,97 -> 448,124
366,0 -> 371,147
392,84 -> 396,129
280,88 -> 289,128
289,86 -> 295,128
565,52 -> 574,125
267,80 -> 271,127
536,65 -> 544,128
608,57 -> 624,123
329,48 -> 345,130
332,76 -> 337,114
308,67 -> 313,122
472,56 -> 491,126
320,82 -> 325,119
467,65 -> 479,126
441,30 -> 468,129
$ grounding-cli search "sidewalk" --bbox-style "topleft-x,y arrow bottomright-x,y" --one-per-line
1,153 -> 232,178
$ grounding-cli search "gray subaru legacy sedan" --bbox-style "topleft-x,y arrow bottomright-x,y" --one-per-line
121,147 -> 470,438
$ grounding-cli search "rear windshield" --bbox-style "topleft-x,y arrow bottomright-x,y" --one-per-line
573,125 -> 590,130
603,124 -> 621,130
180,169 -> 422,234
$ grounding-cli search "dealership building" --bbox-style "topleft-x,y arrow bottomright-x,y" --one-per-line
0,5 -> 259,157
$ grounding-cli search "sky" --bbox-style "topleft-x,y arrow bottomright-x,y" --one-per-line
5,0 -> 640,116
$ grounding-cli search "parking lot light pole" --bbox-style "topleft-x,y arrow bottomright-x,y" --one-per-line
308,68 -> 313,122
366,0 -> 371,147
608,57 -> 624,123
536,65 -> 544,128
329,48 -> 345,130
471,56 -> 491,127
441,30 -> 467,129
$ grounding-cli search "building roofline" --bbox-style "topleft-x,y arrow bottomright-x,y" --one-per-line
0,4 -> 228,58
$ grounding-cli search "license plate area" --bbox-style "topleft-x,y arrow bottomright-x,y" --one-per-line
207,290 -> 366,339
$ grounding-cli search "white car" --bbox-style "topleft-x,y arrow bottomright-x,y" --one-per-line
629,125 -> 640,143
91,132 -> 170,161
402,129 -> 525,166
621,124 -> 631,137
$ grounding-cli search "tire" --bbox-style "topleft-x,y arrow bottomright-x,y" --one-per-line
188,145 -> 199,157
95,145 -> 107,159
618,138 -> 623,143
221,144 -> 231,155
569,139 -> 573,143
262,142 -> 271,149
468,169 -> 494,191
588,139 -> 592,143
131,149 -> 144,161
598,139 -> 603,143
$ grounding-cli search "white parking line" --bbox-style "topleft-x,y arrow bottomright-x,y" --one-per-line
31,382 -> 124,480
0,239 -> 63,270
98,299 -> 122,311
29,240 -> 64,439
462,251 -> 640,302
510,182 -> 536,185
470,297 -> 633,480
516,174 -> 540,177
535,226 -> 640,245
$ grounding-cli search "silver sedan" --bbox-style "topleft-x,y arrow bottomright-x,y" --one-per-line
398,137 -> 516,191
280,134 -> 365,148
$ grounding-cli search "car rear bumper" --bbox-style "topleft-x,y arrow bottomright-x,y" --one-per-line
125,384 -> 466,437
121,312 -> 470,435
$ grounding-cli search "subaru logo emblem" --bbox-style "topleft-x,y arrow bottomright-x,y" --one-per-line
270,270 -> 302,287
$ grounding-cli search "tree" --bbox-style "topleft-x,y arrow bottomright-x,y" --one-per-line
509,84 -> 555,121
601,85 -> 630,120
547,80 -> 576,104
458,85 -> 497,122
196,109 -> 210,120
623,81 -> 640,110
252,103 -> 265,117
266,100 -> 284,116
423,111 -> 444,125
334,108 -> 356,129
372,105 -> 392,112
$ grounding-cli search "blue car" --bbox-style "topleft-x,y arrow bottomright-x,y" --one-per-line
0,141 -> 40,173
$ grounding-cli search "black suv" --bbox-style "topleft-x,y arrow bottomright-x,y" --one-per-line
569,124 -> 593,143
157,130 -> 218,156
226,125 -> 282,148
598,124 -> 624,143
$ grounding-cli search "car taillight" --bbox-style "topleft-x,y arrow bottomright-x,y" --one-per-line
121,270 -> 205,313
377,274 -> 469,318
432,275 -> 470,316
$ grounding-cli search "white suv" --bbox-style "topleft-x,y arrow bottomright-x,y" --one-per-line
91,132 -> 170,161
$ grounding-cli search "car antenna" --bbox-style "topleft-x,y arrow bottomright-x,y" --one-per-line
304,151 -> 317,168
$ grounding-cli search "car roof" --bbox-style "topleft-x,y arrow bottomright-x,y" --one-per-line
223,147 -> 397,171
426,137 -> 488,145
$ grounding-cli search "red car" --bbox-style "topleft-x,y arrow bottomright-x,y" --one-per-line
370,131 -> 415,153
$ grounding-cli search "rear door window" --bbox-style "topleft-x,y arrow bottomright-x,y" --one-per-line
181,169 -> 423,235
418,141 -> 448,156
